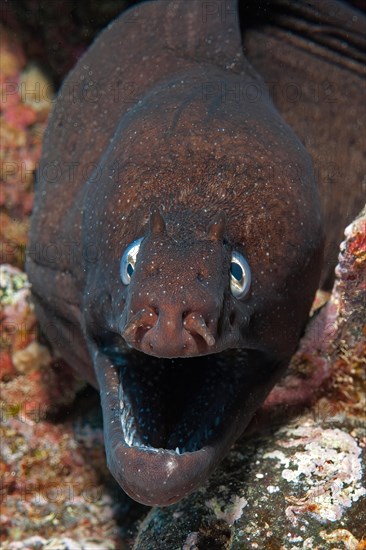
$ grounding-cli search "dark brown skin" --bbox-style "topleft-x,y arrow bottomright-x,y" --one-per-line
241,0 -> 366,288
26,0 -> 364,506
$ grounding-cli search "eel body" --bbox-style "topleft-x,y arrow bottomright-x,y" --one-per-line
26,0 -> 365,506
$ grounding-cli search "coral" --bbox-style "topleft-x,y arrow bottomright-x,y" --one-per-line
1,264 -> 36,380
0,264 -> 85,413
264,424 -> 365,523
205,495 -> 248,526
0,27 -> 52,269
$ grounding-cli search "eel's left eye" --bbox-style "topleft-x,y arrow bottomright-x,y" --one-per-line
230,251 -> 251,299
120,237 -> 143,285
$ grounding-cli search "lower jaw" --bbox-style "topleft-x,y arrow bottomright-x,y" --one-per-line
97,347 -> 286,506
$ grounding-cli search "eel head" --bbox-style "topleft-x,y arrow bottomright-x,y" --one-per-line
84,203 -> 323,506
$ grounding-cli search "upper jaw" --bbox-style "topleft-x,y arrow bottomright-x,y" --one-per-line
119,298 -> 242,359
121,330 -> 240,359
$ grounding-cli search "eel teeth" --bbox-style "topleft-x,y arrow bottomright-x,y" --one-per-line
119,384 -> 138,446
119,378 -> 184,454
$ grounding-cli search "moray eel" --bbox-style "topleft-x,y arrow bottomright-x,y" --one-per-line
26,0 -> 365,506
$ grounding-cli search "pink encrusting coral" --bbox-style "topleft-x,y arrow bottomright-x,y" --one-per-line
0,26 -> 52,268
0,22 -> 141,548
0,268 -> 83,415
1,264 -> 37,380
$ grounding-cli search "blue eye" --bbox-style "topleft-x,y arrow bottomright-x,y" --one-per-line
230,251 -> 251,299
120,237 -> 143,285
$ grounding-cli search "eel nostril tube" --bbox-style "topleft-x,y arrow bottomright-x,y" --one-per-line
183,313 -> 216,347
122,307 -> 158,342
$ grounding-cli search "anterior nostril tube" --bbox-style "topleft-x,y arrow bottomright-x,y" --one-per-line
183,312 -> 216,347
122,306 -> 159,343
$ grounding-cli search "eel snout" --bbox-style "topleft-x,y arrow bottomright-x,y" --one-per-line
120,209 -> 231,358
122,304 -> 217,358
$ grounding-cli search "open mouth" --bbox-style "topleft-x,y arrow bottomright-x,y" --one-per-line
117,352 -> 250,454
96,338 -> 283,506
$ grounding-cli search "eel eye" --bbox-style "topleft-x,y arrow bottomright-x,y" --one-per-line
120,238 -> 143,285
230,251 -> 251,299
